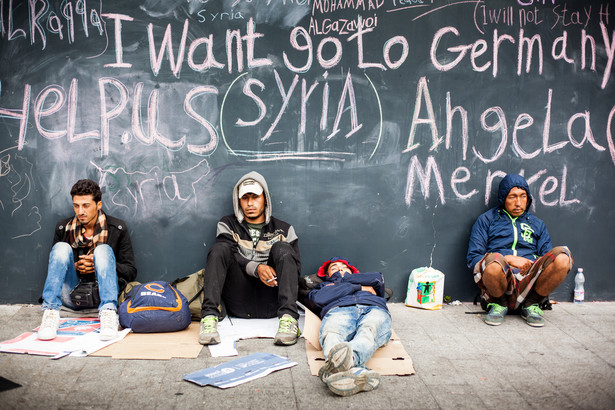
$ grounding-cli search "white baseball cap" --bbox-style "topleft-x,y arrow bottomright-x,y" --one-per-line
238,179 -> 264,198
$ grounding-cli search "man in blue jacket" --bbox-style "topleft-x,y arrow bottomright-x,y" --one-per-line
467,174 -> 572,327
308,257 -> 391,397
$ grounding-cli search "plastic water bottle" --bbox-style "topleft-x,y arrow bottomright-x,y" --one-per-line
574,268 -> 585,304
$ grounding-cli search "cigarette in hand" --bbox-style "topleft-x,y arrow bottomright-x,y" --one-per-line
266,277 -> 277,283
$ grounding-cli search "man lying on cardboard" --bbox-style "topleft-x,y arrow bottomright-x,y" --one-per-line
307,257 -> 391,397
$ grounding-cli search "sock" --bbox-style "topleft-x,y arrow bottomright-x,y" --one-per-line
490,295 -> 507,307
523,289 -> 546,307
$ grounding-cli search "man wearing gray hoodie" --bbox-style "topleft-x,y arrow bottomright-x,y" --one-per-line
199,171 -> 301,346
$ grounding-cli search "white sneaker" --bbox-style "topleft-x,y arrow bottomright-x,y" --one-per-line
98,309 -> 119,341
38,309 -> 60,340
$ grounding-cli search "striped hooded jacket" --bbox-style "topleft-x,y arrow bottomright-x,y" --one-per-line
466,174 -> 553,271
215,171 -> 301,277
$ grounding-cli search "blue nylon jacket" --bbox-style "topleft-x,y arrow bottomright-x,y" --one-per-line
308,271 -> 389,319
466,174 -> 553,270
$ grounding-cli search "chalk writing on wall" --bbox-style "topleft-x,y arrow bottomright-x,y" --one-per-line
0,0 -> 613,215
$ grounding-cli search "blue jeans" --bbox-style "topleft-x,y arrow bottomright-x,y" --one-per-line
41,242 -> 118,311
319,305 -> 392,368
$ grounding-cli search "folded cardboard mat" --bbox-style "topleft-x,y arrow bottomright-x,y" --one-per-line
92,322 -> 202,360
303,307 -> 415,376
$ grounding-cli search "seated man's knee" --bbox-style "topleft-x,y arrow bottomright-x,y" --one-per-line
483,257 -> 506,279
208,242 -> 233,258
551,252 -> 572,274
550,245 -> 570,256
93,244 -> 113,259
271,241 -> 296,261
272,241 -> 292,254
550,246 -> 572,263
93,244 -> 116,273
50,242 -> 73,263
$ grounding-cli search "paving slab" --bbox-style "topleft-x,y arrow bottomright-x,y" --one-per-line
0,302 -> 614,409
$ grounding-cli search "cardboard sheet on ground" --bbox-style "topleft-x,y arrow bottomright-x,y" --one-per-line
303,307 -> 415,376
208,314 -> 305,357
92,322 -> 202,360
184,352 -> 297,388
0,318 -> 129,359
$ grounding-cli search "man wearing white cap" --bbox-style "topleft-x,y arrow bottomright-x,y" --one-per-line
199,171 -> 302,346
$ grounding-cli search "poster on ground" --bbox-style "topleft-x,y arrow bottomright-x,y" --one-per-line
0,318 -> 129,358
184,352 -> 297,388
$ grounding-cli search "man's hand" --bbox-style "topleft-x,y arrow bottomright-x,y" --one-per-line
75,254 -> 95,275
361,286 -> 376,295
257,264 -> 278,287
504,255 -> 533,272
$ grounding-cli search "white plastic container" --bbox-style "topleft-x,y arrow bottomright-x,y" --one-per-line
574,268 -> 585,304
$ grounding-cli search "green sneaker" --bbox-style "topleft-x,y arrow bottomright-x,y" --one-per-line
484,303 -> 508,326
521,304 -> 545,327
274,314 -> 300,346
199,315 -> 220,345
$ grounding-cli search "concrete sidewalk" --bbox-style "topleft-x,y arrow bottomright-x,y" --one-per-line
1,302 -> 614,409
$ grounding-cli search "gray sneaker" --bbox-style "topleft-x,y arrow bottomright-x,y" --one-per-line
273,314 -> 300,346
318,342 -> 354,383
326,367 -> 381,396
484,303 -> 508,326
199,315 -> 220,345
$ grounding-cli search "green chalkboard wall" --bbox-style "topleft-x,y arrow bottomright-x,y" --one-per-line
1,0 -> 613,303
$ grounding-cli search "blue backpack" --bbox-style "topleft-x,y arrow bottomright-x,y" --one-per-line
119,281 -> 191,333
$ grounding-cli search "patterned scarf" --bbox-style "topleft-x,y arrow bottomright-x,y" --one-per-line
65,210 -> 108,254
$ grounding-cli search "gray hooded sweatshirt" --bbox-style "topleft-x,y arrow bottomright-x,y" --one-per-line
215,171 -> 300,277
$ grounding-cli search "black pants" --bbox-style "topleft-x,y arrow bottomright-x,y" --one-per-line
201,241 -> 300,320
